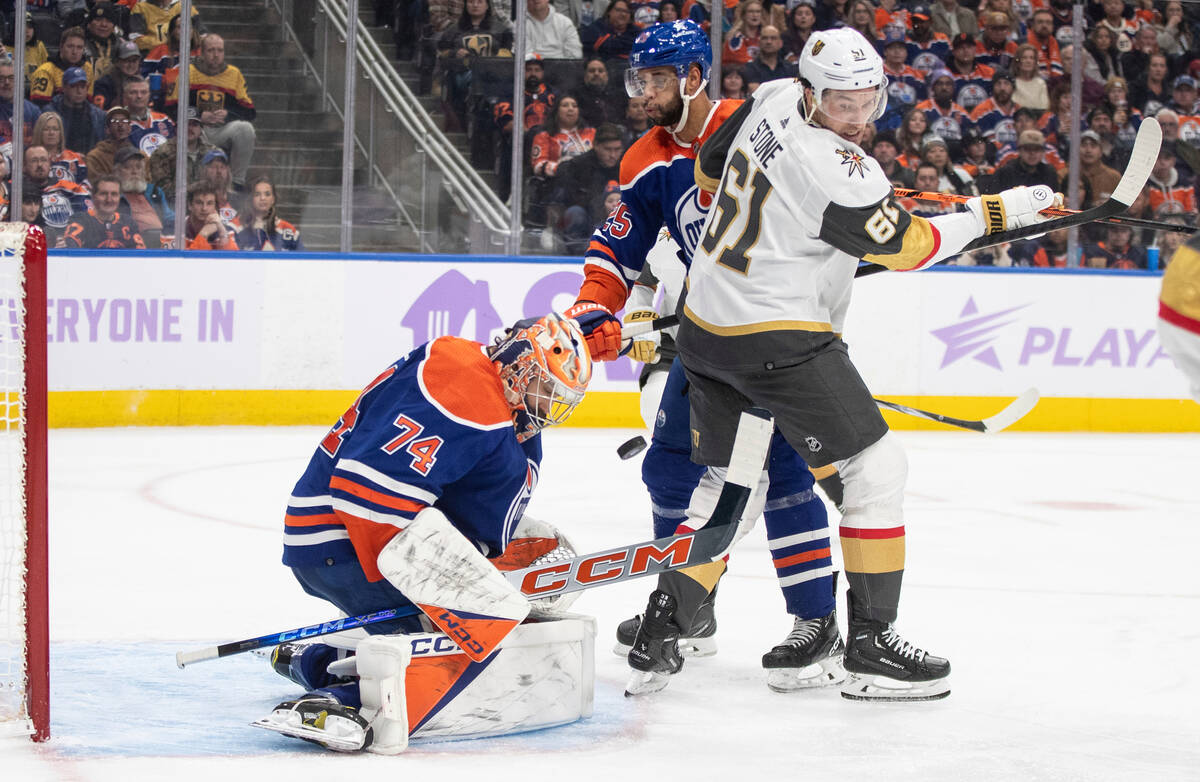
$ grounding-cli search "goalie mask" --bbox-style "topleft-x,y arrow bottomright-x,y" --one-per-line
491,312 -> 592,442
799,28 -> 888,127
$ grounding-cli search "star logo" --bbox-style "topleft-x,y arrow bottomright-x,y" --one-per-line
836,148 -> 868,179
930,297 -> 1028,370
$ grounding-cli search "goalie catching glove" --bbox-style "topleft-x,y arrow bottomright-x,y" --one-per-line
967,185 -> 1062,235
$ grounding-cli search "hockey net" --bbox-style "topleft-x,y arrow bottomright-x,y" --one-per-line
0,223 -> 48,741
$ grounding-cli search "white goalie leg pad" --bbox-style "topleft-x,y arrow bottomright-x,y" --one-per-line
680,465 -> 770,547
356,635 -> 412,755
377,507 -> 530,661
834,432 -> 907,531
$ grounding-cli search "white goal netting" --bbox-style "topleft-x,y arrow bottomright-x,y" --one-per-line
0,222 -> 33,737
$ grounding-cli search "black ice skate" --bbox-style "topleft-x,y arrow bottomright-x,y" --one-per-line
761,609 -> 846,692
625,590 -> 684,696
614,585 -> 717,659
252,696 -> 373,752
840,591 -> 950,702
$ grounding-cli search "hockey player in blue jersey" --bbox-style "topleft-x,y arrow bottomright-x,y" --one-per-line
256,312 -> 592,752
564,20 -> 844,696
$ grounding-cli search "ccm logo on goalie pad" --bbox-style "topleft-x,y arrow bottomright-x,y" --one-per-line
519,537 -> 694,595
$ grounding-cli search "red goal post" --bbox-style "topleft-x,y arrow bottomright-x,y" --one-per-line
1,222 -> 49,742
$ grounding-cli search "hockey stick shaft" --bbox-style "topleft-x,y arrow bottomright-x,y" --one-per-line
177,408 -> 775,668
874,387 -> 1039,433
621,313 -> 679,339
892,188 -> 1194,234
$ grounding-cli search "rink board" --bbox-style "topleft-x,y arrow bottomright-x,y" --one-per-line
38,251 -> 1199,431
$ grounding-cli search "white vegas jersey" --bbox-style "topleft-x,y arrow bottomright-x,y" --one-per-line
685,79 -> 979,337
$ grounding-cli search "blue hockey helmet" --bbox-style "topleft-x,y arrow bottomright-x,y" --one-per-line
625,20 -> 712,97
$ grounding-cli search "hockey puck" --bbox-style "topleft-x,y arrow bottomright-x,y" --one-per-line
617,435 -> 648,460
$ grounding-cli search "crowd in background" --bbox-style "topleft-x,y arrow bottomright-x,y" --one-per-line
385,0 -> 1200,265
0,0 -> 304,251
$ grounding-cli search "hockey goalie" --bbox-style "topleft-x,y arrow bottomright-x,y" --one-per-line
254,313 -> 596,754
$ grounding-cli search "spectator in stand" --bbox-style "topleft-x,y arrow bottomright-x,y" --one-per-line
719,66 -> 746,99
997,106 -> 1064,168
491,54 -> 557,201
1083,223 -> 1145,269
844,0 -> 877,42
918,68 -> 972,144
18,13 -> 51,84
878,32 -> 924,130
623,94 -> 650,141
1083,25 -> 1122,84
129,0 -> 202,54
1155,215 -> 1192,266
1131,53 -> 1171,116
870,131 -> 915,187
30,27 -> 93,108
722,0 -> 765,67
124,75 -> 174,156
48,67 -> 104,154
904,162 -> 955,216
1026,9 -> 1062,77
658,0 -> 680,23
525,0 -> 582,60
970,70 -> 1020,149
87,105 -> 137,178
84,2 -> 124,77
1156,1 -> 1194,61
19,191 -> 45,232
31,112 -> 90,187
810,0 -> 848,32
144,14 -> 202,108
781,1 -> 816,64
905,5 -> 951,77
1011,43 -> 1049,110
149,107 -> 217,202
1120,24 -> 1158,82
581,0 -> 638,61
198,148 -> 242,224
976,12 -> 1018,72
897,106 -> 929,167
183,182 -> 236,250
435,0 -> 513,133
168,34 -> 257,189
1087,107 -> 1122,165
742,25 -> 795,94
575,57 -> 626,128
0,59 -> 41,148
930,0 -> 976,40
947,33 -> 995,113
555,0 -> 608,28
547,121 -> 624,253
874,0 -> 908,39
1168,76 -> 1199,116
1097,0 -> 1138,43
23,145 -> 94,245
1008,227 -> 1069,267
959,128 -> 996,182
530,95 -> 594,179
58,174 -> 146,249
113,145 -> 172,247
1041,82 -> 1078,152
1051,45 -> 1105,108
991,129 -> 1059,191
1147,143 -> 1198,220
1067,129 -> 1123,205
93,39 -> 144,110
921,134 -> 976,195
234,175 -> 306,251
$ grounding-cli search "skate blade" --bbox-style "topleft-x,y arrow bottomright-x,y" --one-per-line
839,672 -> 951,702
613,636 -> 716,659
766,657 -> 847,693
251,716 -> 368,752
624,669 -> 673,697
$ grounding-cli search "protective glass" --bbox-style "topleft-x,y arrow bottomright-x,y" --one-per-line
625,69 -> 679,98
815,83 -> 888,125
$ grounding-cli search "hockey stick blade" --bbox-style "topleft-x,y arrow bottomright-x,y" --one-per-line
507,407 -> 773,599
874,387 -> 1040,433
965,118 -> 1161,252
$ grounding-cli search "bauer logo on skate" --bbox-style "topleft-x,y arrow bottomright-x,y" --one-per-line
519,537 -> 693,595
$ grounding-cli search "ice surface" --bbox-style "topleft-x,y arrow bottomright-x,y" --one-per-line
3,426 -> 1199,781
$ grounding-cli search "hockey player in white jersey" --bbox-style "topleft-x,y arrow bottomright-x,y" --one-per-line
669,28 -> 1060,701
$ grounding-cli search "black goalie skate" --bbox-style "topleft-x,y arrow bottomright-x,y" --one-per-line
614,584 -> 717,659
252,696 -> 373,752
761,609 -> 846,692
840,591 -> 950,702
625,590 -> 684,696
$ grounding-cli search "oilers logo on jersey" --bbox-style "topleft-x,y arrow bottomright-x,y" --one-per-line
672,185 -> 714,258
41,191 -> 74,228
137,132 -> 169,156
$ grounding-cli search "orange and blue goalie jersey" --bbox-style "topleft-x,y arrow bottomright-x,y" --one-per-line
580,99 -> 741,312
283,336 -> 541,582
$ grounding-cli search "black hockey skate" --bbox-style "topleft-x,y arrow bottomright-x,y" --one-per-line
624,590 -> 684,696
761,609 -> 846,692
840,590 -> 950,702
614,584 -> 718,659
252,696 -> 374,752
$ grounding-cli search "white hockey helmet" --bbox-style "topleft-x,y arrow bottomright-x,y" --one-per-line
799,28 -> 888,125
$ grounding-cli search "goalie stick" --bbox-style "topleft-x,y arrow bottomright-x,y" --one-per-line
874,387 -> 1040,433
858,117 -> 1163,278
176,408 -> 774,668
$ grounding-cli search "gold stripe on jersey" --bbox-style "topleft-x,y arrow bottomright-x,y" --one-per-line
694,155 -> 721,193
840,535 -> 905,574
862,214 -> 937,271
1162,243 -> 1200,323
683,302 -> 834,335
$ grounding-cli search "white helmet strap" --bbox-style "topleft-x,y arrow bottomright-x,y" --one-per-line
671,74 -> 709,136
